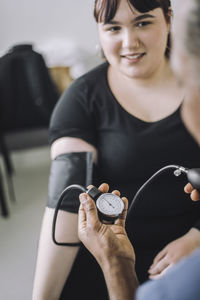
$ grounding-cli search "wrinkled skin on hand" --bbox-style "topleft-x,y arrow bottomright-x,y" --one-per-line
78,183 -> 135,266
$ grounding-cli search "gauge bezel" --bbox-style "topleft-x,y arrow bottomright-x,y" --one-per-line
96,193 -> 124,218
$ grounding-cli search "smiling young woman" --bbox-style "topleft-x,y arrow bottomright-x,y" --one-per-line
32,1 -> 200,300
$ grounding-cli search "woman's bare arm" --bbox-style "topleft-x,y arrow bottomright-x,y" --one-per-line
32,137 -> 97,300
32,208 -> 80,300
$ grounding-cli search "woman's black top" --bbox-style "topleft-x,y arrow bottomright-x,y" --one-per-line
49,62 -> 200,300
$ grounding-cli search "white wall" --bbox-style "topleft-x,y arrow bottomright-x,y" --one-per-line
0,0 -> 98,55
1,0 -> 178,57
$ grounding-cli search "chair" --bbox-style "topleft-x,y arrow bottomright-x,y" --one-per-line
0,44 -> 59,217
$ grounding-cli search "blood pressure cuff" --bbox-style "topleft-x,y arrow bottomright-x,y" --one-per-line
47,152 -> 93,213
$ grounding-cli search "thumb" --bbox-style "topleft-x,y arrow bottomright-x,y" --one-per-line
79,193 -> 100,226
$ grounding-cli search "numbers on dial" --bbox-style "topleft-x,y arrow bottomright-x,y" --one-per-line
96,193 -> 124,216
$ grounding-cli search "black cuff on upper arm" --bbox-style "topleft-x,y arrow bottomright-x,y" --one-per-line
47,152 -> 93,212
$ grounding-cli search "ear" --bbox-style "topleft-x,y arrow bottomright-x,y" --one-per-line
166,7 -> 173,33
168,6 -> 173,18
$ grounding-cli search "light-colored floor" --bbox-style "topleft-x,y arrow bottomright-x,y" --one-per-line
0,146 -> 51,300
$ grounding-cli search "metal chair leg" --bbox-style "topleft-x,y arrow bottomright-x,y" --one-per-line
6,172 -> 16,203
0,169 -> 9,217
0,135 -> 15,203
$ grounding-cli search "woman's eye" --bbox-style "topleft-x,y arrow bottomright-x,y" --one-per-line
136,21 -> 152,28
108,26 -> 121,32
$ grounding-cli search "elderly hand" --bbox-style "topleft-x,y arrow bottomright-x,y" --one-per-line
184,183 -> 200,201
148,228 -> 200,279
78,183 -> 135,266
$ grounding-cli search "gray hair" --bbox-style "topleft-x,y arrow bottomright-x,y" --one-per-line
185,0 -> 200,87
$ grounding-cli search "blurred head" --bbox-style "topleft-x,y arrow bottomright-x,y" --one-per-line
93,0 -> 172,79
171,0 -> 200,145
171,0 -> 200,90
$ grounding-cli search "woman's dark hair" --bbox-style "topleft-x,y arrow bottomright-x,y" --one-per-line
94,0 -> 172,57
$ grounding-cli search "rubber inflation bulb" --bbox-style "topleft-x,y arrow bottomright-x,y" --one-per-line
187,168 -> 200,191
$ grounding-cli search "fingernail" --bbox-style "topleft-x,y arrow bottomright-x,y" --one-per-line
79,193 -> 88,203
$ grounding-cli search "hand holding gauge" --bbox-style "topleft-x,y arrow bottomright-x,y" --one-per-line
52,184 -> 125,246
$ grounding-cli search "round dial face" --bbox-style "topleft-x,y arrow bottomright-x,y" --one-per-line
96,193 -> 124,217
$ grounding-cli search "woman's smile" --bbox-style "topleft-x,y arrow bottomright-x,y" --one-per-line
120,52 -> 146,64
